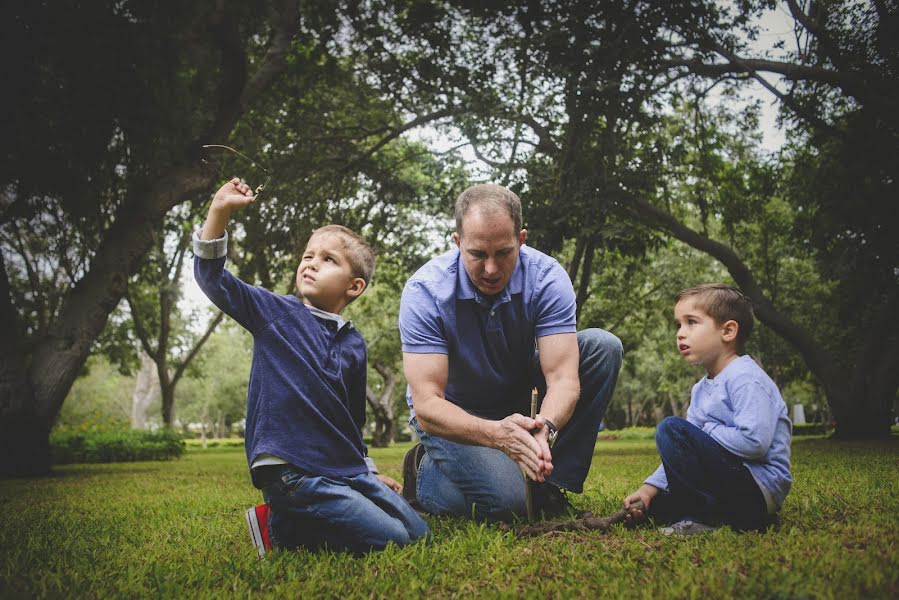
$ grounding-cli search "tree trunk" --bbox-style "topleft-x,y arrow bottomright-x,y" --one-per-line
131,352 -> 161,429
0,1 -> 299,476
0,245 -> 50,476
160,380 -> 176,428
366,362 -> 399,448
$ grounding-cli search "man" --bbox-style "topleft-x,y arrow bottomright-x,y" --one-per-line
399,183 -> 622,521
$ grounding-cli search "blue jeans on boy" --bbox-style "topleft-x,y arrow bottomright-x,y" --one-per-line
257,465 -> 430,555
650,417 -> 769,531
413,328 -> 622,521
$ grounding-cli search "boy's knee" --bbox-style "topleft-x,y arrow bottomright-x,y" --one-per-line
656,416 -> 689,444
376,521 -> 413,548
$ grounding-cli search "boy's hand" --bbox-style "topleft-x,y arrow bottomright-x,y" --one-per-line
623,484 -> 660,527
201,178 -> 255,240
213,177 -> 255,211
377,474 -> 402,495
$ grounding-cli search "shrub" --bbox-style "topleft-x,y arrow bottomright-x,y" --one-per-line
792,423 -> 834,436
598,426 -> 657,441
50,428 -> 185,464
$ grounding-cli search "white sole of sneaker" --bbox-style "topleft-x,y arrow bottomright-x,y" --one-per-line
245,507 -> 266,560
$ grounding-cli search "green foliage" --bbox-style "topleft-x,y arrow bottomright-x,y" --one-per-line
597,427 -> 657,441
57,355 -> 137,429
50,428 -> 185,464
175,322 -> 252,433
1,438 -> 896,597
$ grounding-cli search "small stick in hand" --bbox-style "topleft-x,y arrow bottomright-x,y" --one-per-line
524,388 -> 538,523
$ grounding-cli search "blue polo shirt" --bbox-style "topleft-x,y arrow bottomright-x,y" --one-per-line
399,245 -> 577,419
193,231 -> 370,482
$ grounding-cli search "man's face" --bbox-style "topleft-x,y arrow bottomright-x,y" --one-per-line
453,208 -> 527,296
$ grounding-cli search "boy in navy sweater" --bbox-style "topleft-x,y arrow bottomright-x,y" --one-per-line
193,178 -> 429,556
623,284 -> 792,534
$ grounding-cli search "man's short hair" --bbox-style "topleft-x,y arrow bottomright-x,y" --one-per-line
454,183 -> 522,236
310,225 -> 375,285
675,284 -> 755,350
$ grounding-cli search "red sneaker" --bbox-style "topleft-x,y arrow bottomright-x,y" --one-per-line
245,504 -> 272,559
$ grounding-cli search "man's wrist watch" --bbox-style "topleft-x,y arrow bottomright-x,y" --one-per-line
543,418 -> 559,448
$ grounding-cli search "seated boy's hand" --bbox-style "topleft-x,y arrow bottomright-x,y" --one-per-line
623,484 -> 659,528
377,474 -> 402,494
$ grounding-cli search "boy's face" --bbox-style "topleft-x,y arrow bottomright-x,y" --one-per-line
296,232 -> 365,314
674,298 -> 733,372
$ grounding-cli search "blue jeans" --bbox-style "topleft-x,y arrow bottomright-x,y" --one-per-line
650,417 -> 769,531
414,328 -> 622,521
257,465 -> 430,555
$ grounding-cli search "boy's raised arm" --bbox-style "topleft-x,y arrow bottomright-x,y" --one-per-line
201,178 -> 255,240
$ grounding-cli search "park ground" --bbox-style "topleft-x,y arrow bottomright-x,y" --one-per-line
1,436 -> 897,599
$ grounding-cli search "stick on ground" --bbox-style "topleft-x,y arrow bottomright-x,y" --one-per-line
514,500 -> 646,537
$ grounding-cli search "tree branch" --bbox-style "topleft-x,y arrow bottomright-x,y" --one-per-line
661,56 -> 897,122
340,107 -> 462,174
171,310 -> 225,388
124,288 -> 157,359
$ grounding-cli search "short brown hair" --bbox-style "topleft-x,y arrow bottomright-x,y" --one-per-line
675,284 -> 755,350
310,225 -> 375,285
454,183 -> 523,236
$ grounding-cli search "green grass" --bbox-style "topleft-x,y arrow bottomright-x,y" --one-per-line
1,438 -> 897,599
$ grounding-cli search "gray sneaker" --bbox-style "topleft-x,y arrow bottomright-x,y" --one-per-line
659,519 -> 721,536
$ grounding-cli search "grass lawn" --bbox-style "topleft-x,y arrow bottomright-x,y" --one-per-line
1,437 -> 897,599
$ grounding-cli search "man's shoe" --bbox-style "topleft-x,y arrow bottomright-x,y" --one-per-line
534,483 -> 588,519
659,519 -> 721,536
402,443 -> 427,507
245,504 -> 272,559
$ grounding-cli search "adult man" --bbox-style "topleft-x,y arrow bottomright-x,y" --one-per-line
399,183 -> 622,521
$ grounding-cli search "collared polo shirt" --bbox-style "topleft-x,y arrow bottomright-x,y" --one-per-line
399,245 -> 576,419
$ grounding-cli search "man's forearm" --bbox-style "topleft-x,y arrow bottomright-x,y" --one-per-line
538,376 -> 580,430
415,395 -> 498,448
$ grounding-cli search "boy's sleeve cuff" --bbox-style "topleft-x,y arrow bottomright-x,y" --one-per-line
364,456 -> 379,474
192,229 -> 228,259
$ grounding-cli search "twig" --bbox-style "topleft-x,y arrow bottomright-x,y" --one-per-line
514,501 -> 645,537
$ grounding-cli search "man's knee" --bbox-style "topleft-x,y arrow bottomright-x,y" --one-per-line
468,466 -> 526,520
577,328 -> 623,368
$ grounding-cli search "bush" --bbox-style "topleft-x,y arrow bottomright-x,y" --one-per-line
792,423 -> 834,436
598,426 -> 657,441
50,428 -> 185,464
184,438 -> 245,448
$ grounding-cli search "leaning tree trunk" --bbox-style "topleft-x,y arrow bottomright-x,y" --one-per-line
0,1 -> 299,477
0,251 -> 48,476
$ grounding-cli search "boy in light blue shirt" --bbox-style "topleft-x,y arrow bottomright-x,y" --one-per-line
623,284 -> 792,534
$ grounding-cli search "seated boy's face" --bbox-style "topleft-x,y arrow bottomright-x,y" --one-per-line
296,233 -> 359,313
673,298 -> 726,367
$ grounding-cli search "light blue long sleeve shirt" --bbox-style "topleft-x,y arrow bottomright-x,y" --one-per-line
645,355 -> 793,513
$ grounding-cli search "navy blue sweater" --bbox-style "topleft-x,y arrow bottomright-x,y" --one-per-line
193,233 -> 369,481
